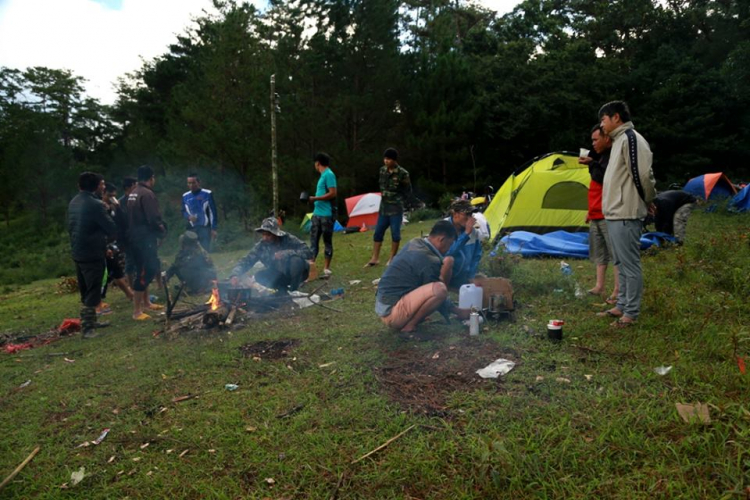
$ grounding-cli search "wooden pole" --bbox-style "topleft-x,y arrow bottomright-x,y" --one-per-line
270,74 -> 279,218
0,446 -> 40,491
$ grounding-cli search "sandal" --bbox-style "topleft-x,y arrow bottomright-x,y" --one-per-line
605,296 -> 618,305
148,304 -> 164,311
611,317 -> 636,328
133,312 -> 152,321
363,262 -> 379,268
596,308 -> 622,318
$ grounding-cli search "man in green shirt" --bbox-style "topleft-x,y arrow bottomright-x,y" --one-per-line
308,152 -> 337,276
365,148 -> 411,267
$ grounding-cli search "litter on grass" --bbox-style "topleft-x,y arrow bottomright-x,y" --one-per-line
654,365 -> 673,375
676,402 -> 711,424
19,379 -> 31,388
70,467 -> 86,486
225,383 -> 239,391
289,291 -> 321,309
476,358 -> 515,379
349,280 -> 362,285
93,428 -> 110,445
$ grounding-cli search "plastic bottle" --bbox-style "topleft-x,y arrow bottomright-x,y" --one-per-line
560,261 -> 572,276
469,312 -> 480,336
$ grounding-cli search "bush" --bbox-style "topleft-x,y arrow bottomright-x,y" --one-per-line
409,208 -> 442,222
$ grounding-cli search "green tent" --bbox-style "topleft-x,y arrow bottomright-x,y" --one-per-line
484,152 -> 590,237
300,213 -> 314,233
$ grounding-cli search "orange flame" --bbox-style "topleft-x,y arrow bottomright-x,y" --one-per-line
206,281 -> 222,311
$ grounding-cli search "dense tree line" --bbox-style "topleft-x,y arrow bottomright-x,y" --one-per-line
1,0 -> 748,228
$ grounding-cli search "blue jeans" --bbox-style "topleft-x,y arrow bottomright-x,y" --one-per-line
373,214 -> 402,243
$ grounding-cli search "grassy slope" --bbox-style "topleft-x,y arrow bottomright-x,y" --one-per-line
1,211 -> 749,499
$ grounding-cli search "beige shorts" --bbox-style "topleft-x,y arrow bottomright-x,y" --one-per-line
381,282 -> 447,330
589,219 -> 613,265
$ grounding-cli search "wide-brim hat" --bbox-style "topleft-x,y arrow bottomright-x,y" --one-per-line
255,217 -> 286,237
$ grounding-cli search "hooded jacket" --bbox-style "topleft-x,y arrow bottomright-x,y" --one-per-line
602,122 -> 656,220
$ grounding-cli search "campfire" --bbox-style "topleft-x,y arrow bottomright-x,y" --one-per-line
162,278 -> 306,336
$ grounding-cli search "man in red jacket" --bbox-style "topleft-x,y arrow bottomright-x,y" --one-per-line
579,125 -> 619,303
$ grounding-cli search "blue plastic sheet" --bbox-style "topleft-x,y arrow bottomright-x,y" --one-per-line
498,230 -> 676,258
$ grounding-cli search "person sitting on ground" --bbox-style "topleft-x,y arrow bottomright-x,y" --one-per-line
646,190 -> 697,244
165,231 -> 218,294
579,124 -> 619,303
375,220 -> 471,333
230,217 -> 313,293
444,199 -> 484,289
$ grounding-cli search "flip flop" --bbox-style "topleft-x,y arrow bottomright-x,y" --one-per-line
148,304 -> 164,311
363,262 -> 379,268
587,289 -> 602,296
133,312 -> 151,321
605,296 -> 618,305
596,309 -> 622,318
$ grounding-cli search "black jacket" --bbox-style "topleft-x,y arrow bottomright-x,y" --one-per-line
68,191 -> 117,262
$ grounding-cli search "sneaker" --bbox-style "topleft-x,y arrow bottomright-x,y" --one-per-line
96,307 -> 112,316
82,329 -> 100,339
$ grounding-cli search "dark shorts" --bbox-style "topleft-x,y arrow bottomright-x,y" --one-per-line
131,240 -> 160,292
373,214 -> 402,243
310,215 -> 334,259
106,251 -> 125,281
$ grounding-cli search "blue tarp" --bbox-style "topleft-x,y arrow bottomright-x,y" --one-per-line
730,185 -> 750,213
498,230 -> 677,258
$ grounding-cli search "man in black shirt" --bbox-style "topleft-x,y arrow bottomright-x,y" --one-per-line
648,190 -> 697,243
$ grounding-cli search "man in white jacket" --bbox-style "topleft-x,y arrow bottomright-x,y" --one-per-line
598,101 -> 656,327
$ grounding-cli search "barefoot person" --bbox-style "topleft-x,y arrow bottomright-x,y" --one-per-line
579,124 -> 619,303
375,220 -> 470,333
365,148 -> 411,267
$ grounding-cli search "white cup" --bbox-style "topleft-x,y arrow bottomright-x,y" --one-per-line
579,148 -> 590,158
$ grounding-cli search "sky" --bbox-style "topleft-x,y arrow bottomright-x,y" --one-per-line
0,0 -> 522,105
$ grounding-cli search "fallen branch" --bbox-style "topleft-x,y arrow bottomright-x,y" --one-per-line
351,425 -> 415,464
0,446 -> 40,491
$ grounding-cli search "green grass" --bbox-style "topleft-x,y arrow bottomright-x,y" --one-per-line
1,212 -> 750,498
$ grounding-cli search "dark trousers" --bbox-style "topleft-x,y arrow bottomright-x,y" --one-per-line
192,226 -> 212,252
131,239 -> 160,292
254,256 -> 309,292
76,260 -> 105,307
310,215 -> 334,259
76,260 -> 105,331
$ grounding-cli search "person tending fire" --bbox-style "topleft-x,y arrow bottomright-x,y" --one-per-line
164,231 -> 217,294
230,217 -> 313,293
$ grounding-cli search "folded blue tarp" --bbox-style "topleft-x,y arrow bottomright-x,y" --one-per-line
498,230 -> 676,258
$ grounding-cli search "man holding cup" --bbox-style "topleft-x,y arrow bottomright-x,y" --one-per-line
579,125 -> 619,303
444,199 -> 484,288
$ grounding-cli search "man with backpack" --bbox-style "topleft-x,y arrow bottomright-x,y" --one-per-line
308,152 -> 337,277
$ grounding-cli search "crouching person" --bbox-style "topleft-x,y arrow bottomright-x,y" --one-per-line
230,218 -> 312,292
375,220 -> 470,333
165,231 -> 217,294
67,172 -> 117,338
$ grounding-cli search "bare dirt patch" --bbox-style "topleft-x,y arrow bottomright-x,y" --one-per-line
239,339 -> 300,360
374,337 -> 518,416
